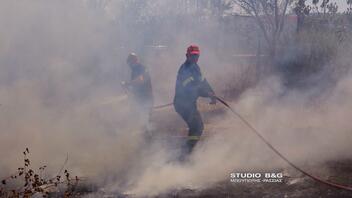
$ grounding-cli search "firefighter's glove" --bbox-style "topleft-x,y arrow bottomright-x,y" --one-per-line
208,93 -> 217,105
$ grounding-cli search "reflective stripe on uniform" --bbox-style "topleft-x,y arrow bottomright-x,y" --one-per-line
182,76 -> 194,86
188,135 -> 201,140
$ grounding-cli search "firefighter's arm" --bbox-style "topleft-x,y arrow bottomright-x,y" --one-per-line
122,75 -> 145,87
129,75 -> 145,85
198,78 -> 216,104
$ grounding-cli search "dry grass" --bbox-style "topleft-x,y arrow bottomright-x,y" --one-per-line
0,148 -> 81,198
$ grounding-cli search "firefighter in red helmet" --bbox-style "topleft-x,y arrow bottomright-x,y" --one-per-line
174,45 -> 216,160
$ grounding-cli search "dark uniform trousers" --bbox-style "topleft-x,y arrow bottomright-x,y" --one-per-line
175,103 -> 204,155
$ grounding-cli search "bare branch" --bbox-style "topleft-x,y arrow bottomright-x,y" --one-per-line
278,0 -> 290,34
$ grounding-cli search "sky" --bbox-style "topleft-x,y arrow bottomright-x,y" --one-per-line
0,0 -> 352,196
337,0 -> 348,12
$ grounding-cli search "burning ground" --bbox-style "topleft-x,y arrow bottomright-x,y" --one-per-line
1,0 -> 352,197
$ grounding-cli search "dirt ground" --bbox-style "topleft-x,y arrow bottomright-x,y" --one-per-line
81,150 -> 352,197
156,160 -> 352,198
82,101 -> 352,198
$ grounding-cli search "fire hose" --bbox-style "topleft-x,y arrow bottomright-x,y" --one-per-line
153,102 -> 173,110
216,96 -> 352,192
153,97 -> 352,192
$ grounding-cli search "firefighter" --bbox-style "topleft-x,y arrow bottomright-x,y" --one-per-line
174,45 -> 216,159
122,53 -> 154,133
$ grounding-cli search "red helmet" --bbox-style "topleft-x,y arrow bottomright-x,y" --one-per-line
187,45 -> 200,55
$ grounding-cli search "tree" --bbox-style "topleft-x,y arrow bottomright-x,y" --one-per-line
346,0 -> 352,14
231,0 -> 293,60
311,0 -> 339,15
294,0 -> 311,33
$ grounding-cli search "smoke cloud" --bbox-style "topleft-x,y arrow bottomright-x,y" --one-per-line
0,0 -> 351,197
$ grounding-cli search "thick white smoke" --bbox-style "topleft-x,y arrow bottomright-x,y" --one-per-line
0,0 -> 351,197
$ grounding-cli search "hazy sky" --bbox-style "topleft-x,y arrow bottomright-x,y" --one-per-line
333,0 -> 347,12
309,0 -> 348,12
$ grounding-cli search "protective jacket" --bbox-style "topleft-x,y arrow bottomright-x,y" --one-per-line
174,61 -> 214,109
130,63 -> 153,107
